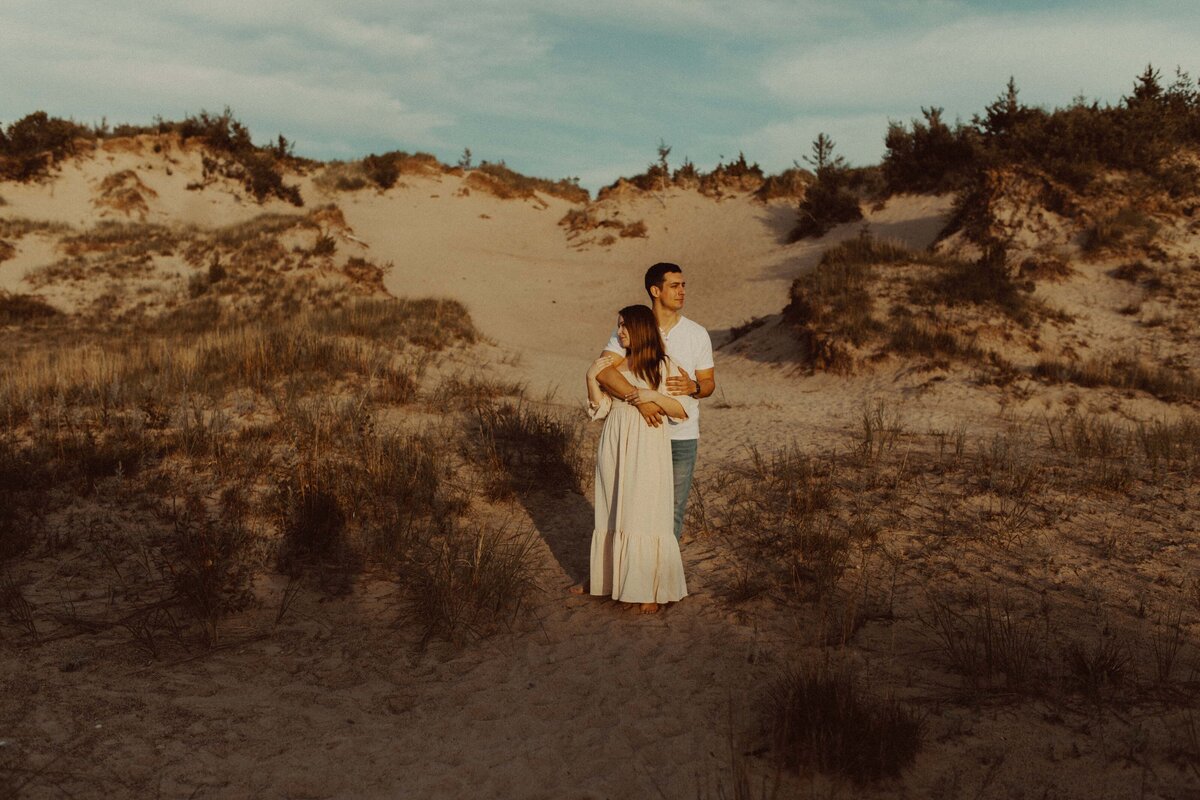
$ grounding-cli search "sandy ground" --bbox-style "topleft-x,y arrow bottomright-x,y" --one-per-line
3,145 -> 1199,799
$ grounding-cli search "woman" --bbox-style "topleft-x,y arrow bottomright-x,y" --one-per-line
583,304 -> 688,613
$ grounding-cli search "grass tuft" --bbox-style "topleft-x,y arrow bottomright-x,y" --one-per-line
767,658 -> 921,782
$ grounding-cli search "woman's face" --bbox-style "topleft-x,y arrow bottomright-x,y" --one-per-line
617,315 -> 630,348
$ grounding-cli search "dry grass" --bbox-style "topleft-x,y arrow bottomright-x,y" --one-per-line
471,400 -> 587,500
1034,352 -> 1200,402
0,254 -> 553,655
785,233 -> 1039,375
1083,206 -> 1160,253
767,657 -> 922,782
694,404 -> 1200,789
0,217 -> 72,239
399,518 -> 541,646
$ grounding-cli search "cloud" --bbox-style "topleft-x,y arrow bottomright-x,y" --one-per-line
737,113 -> 899,169
0,1 -> 555,151
762,11 -> 1200,114
3,1 -> 1199,186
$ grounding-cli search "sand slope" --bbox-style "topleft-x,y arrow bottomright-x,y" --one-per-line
4,147 -> 1199,799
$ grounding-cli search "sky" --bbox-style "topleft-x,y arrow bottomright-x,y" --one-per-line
3,1 -> 1199,191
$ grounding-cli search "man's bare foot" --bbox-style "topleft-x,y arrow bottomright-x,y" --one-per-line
639,602 -> 660,614
568,582 -> 588,595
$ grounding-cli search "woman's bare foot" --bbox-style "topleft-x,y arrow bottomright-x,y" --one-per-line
568,582 -> 588,595
639,602 -> 660,614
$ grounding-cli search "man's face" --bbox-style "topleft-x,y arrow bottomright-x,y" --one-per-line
653,272 -> 686,311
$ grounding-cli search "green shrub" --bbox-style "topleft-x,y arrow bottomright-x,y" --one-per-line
883,107 -> 979,194
883,68 -> 1200,197
789,134 -> 862,240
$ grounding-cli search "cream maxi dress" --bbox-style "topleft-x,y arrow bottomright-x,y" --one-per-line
587,361 -> 688,604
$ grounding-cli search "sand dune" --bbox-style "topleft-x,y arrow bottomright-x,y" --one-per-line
3,141 -> 1199,799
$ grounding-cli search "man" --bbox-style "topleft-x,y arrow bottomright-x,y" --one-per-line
597,262 -> 715,541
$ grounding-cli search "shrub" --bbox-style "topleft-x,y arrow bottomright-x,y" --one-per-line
767,658 -> 922,782
908,248 -> 1032,324
0,292 -> 59,325
755,167 -> 812,200
784,232 -> 900,343
706,445 -> 865,601
882,68 -> 1200,199
1083,207 -> 1159,253
167,108 -> 304,205
790,135 -> 863,240
888,315 -> 981,360
362,153 -> 401,189
883,107 -> 979,194
273,460 -> 356,590
475,161 -> 590,204
1033,353 -> 1200,401
922,591 -> 1046,691
0,111 -> 92,180
312,298 -> 478,349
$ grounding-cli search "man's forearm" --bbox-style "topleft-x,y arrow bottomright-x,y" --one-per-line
695,377 -> 716,399
596,365 -> 635,398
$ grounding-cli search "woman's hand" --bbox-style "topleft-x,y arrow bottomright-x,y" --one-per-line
586,355 -> 614,380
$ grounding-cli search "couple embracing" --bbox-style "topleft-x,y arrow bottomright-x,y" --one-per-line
577,262 -> 715,614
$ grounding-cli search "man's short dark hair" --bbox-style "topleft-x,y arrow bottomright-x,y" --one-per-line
645,262 -> 682,300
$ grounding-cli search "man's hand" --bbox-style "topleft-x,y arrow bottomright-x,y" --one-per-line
595,354 -> 666,427
637,401 -> 665,428
665,365 -> 697,397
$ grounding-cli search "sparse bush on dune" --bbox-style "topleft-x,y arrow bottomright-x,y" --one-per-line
783,232 -> 902,371
146,108 -> 306,205
907,247 -> 1034,324
789,134 -> 863,240
312,297 -> 477,350
0,111 -> 92,180
473,161 -> 589,204
167,489 -> 257,644
785,229 -> 1066,375
362,152 -> 403,189
0,217 -> 72,240
0,291 -> 59,325
1083,206 -> 1160,253
755,166 -> 812,201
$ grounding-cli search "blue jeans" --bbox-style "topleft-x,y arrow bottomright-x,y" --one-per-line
670,438 -> 698,541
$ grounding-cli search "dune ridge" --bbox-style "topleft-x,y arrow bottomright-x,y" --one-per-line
2,115 -> 1199,799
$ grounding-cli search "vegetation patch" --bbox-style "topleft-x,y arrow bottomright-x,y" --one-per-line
0,291 -> 59,325
768,658 -> 922,782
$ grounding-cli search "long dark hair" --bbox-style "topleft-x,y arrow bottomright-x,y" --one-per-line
619,304 -> 666,389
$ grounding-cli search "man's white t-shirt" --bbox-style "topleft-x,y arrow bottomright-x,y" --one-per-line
604,315 -> 714,441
